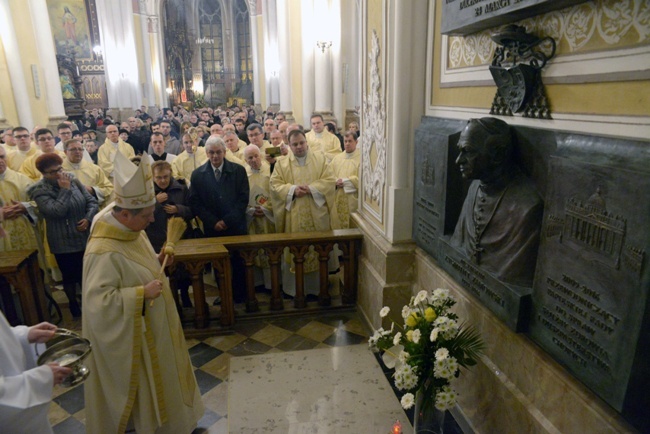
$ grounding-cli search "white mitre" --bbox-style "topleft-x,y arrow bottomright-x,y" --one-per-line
113,151 -> 156,209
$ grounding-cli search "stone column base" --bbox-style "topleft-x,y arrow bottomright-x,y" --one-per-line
0,117 -> 11,131
352,213 -> 416,329
106,108 -> 135,124
253,104 -> 264,116
316,111 -> 338,128
281,110 -> 295,124
46,115 -> 69,132
266,104 -> 281,116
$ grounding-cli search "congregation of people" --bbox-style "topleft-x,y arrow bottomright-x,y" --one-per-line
0,105 -> 361,432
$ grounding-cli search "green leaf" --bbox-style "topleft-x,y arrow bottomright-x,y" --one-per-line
446,323 -> 485,368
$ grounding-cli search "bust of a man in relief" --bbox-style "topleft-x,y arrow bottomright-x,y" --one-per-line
450,117 -> 543,287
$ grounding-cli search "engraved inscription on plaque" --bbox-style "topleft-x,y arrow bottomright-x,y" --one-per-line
529,140 -> 650,431
413,119 -> 464,260
441,239 -> 531,331
441,0 -> 589,35
415,197 -> 439,248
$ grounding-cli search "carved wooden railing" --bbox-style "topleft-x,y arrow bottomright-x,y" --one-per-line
171,229 -> 362,329
168,241 -> 233,329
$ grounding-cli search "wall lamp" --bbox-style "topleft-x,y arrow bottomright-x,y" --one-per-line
316,40 -> 332,53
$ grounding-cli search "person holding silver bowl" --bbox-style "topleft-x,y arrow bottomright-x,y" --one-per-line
0,313 -> 72,433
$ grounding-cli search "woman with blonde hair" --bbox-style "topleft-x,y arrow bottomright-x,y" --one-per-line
180,121 -> 193,135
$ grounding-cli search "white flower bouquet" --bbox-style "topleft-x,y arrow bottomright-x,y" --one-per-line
369,288 -> 484,412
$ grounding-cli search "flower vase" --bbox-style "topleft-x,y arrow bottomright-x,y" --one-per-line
413,391 -> 445,433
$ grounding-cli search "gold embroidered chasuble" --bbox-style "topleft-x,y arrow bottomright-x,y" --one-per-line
270,150 -> 337,273
330,149 -> 361,229
62,158 -> 114,207
0,169 -> 38,252
82,214 -> 203,434
247,164 -> 275,236
171,147 -> 208,183
305,130 -> 342,162
6,147 -> 37,171
97,139 -> 135,179
226,148 -> 246,166
19,150 -> 66,181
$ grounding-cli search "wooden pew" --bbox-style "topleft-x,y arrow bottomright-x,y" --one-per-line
0,249 -> 49,325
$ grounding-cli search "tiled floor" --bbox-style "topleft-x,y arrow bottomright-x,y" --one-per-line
229,344 -> 413,433
48,309 -> 371,433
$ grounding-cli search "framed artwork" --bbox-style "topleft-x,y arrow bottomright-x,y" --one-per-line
47,0 -> 93,60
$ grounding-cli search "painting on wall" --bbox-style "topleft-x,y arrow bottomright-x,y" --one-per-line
47,0 -> 93,60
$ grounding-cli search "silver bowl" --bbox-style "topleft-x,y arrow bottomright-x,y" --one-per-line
37,329 -> 92,387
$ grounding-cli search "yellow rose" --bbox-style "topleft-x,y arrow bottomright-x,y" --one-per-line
425,307 -> 437,322
406,330 -> 414,342
406,313 -> 419,328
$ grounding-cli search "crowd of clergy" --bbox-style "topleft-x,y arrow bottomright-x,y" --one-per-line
0,107 -> 361,316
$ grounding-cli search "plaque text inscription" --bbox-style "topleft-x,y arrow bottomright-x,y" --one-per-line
442,0 -> 589,35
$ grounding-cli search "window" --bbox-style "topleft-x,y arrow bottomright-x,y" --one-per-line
234,0 -> 252,82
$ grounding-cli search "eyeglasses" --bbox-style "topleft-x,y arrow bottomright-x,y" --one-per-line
67,147 -> 84,152
44,167 -> 64,175
248,132 -> 262,137
14,134 -> 29,139
37,136 -> 54,142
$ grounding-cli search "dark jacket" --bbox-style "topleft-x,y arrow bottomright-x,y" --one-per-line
145,178 -> 193,252
127,127 -> 151,155
189,158 -> 249,237
28,176 -> 98,254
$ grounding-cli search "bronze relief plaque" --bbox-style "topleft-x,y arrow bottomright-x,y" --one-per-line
528,136 -> 650,431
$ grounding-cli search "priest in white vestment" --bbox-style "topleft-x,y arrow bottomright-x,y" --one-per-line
330,131 -> 361,229
97,124 -> 136,180
171,130 -> 207,185
0,147 -> 38,253
82,152 -> 203,434
19,128 -> 66,181
0,312 -> 72,434
305,113 -> 342,162
62,138 -> 113,207
270,130 -> 339,298
224,131 -> 246,166
244,145 -> 275,288
6,127 -> 37,171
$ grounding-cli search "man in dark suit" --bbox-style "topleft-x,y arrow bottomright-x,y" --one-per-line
190,135 -> 249,302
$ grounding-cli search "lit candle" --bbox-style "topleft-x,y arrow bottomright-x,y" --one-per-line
391,420 -> 402,434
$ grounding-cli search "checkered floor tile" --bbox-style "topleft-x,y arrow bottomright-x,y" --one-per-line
49,310 -> 370,433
